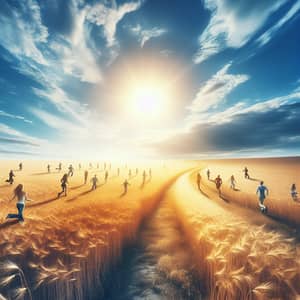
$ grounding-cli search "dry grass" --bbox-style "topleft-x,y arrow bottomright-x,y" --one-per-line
170,171 -> 300,300
0,160 -> 194,299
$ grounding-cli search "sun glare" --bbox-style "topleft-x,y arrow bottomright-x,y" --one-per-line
131,85 -> 163,115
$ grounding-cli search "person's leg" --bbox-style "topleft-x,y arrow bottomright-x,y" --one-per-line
17,204 -> 24,221
6,213 -> 19,219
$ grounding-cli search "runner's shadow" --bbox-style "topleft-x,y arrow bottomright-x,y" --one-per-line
199,188 -> 210,198
248,178 -> 261,182
0,220 -> 19,229
119,191 -> 127,198
220,195 -> 230,203
233,188 -> 240,191
31,172 -> 50,176
28,197 -> 58,208
70,184 -> 85,190
66,190 -> 93,202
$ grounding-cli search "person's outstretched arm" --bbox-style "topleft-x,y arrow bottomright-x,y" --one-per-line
9,194 -> 16,202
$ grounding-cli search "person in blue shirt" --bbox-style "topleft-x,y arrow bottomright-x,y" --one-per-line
256,181 -> 269,213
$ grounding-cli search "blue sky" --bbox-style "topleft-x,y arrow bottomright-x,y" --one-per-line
0,0 -> 300,159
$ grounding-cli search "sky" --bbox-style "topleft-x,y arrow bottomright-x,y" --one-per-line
0,0 -> 300,159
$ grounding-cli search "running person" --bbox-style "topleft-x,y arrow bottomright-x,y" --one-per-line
105,171 -> 109,182
206,169 -> 210,180
197,172 -> 201,190
58,174 -> 68,198
230,175 -> 236,190
142,170 -> 146,185
291,184 -> 298,201
47,164 -> 51,173
6,170 -> 15,185
84,170 -> 89,184
56,162 -> 62,172
68,164 -> 74,177
243,167 -> 250,179
91,175 -> 98,190
256,181 -> 269,213
214,175 -> 222,196
123,180 -> 130,194
6,184 -> 32,222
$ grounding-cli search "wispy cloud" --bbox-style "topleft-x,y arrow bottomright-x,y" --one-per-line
0,137 -> 39,147
256,0 -> 300,47
188,63 -> 249,113
0,0 -> 48,65
0,123 -> 42,145
0,110 -> 32,124
129,24 -> 167,47
86,1 -> 142,47
194,0 -> 287,64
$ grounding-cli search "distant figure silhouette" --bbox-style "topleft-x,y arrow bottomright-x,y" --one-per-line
19,162 -> 23,171
197,172 -> 201,190
84,170 -> 89,184
58,174 -> 68,198
6,170 -> 15,185
68,164 -> 74,177
6,184 -> 32,222
206,169 -> 210,180
47,164 -> 51,173
214,175 -> 222,196
97,163 -> 99,169
257,181 -> 269,213
105,171 -> 109,182
117,168 -> 120,176
149,168 -> 152,178
135,168 -> 138,175
109,163 -> 111,170
291,184 -> 298,201
79,163 -> 81,170
243,167 -> 250,179
128,169 -> 132,178
123,180 -> 130,194
89,163 -> 92,169
142,170 -> 146,185
56,162 -> 62,172
104,163 -> 106,170
230,175 -> 236,190
91,175 -> 98,190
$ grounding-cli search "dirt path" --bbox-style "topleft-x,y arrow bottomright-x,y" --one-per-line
104,196 -> 202,300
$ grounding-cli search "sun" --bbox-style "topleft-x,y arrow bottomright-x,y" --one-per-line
124,80 -> 170,123
130,84 -> 164,117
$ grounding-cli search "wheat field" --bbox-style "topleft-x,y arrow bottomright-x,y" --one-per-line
0,160 -> 194,299
170,170 -> 300,300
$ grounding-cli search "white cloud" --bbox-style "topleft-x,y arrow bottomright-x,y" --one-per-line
130,24 -> 167,47
0,123 -> 44,147
0,110 -> 32,124
0,0 -> 48,65
194,0 -> 287,64
86,1 -> 142,47
257,0 -> 300,46
32,86 -> 88,124
59,8 -> 102,83
188,63 -> 249,113
188,90 -> 300,128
